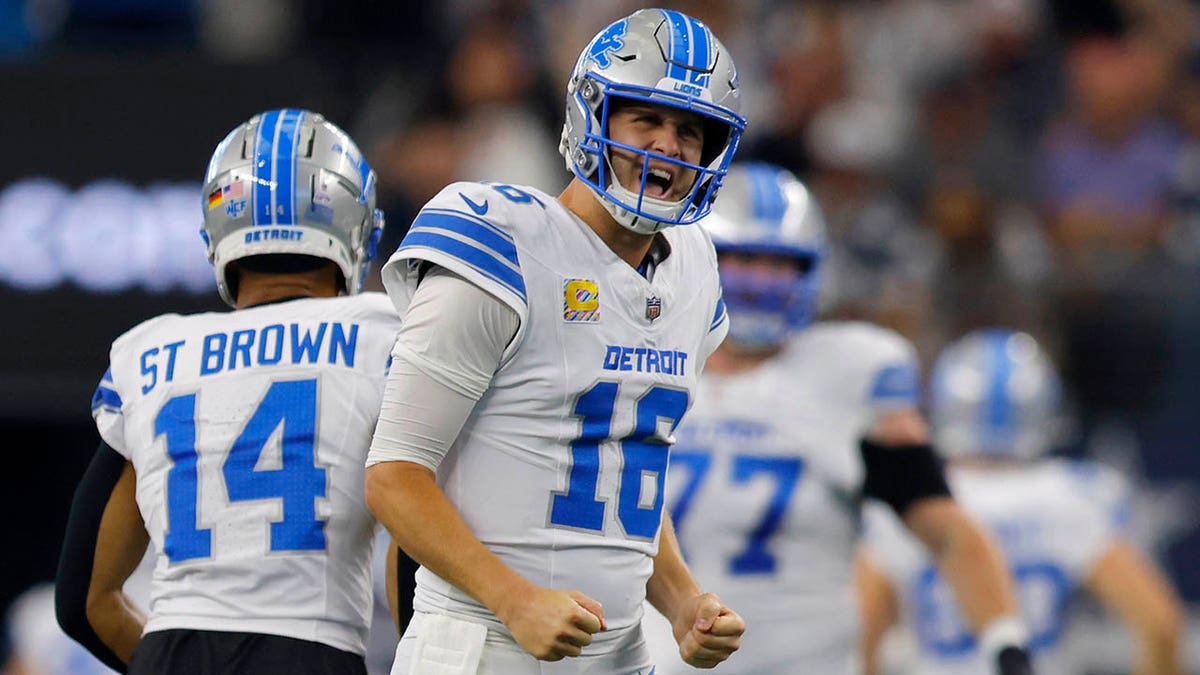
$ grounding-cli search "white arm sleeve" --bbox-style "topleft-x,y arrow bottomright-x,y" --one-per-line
366,266 -> 519,471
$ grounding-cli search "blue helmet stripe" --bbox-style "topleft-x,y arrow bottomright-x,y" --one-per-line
983,332 -> 1014,450
277,109 -> 304,225
660,10 -> 690,82
253,110 -> 282,226
748,164 -> 787,228
686,15 -> 710,85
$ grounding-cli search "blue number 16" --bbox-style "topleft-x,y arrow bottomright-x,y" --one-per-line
155,378 -> 326,563
549,382 -> 690,539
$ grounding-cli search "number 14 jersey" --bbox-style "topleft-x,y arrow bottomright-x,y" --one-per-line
91,294 -> 401,655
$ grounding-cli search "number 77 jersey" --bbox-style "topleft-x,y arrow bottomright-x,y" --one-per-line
381,181 -> 728,652
90,293 -> 402,656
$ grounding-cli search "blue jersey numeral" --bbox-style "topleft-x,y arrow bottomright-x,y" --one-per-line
155,378 -> 326,563
667,449 -> 805,575
550,382 -> 689,539
914,559 -> 1071,656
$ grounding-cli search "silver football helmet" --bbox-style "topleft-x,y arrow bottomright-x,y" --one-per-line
704,162 -> 827,349
201,109 -> 384,306
930,329 -> 1064,461
560,8 -> 746,234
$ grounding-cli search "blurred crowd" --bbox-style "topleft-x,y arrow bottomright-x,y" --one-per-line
342,0 -> 1200,474
4,0 -> 1200,671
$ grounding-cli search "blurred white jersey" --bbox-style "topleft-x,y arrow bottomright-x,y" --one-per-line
863,459 -> 1129,675
91,294 -> 401,655
643,321 -> 921,674
381,181 -> 727,659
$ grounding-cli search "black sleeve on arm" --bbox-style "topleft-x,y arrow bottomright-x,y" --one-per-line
55,440 -> 130,674
394,544 -> 420,632
860,438 -> 953,518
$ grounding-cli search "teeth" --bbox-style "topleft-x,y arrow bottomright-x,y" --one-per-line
648,168 -> 673,183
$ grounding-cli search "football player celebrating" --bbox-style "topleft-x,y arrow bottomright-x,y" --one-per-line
641,162 -> 1033,675
859,329 -> 1184,675
56,110 -> 401,674
364,9 -> 747,674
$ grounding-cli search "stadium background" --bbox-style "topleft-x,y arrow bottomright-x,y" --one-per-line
0,0 -> 1197,672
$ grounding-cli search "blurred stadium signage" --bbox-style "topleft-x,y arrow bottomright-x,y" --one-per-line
0,178 -> 215,293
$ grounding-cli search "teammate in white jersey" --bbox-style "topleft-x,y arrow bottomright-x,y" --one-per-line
858,329 -> 1184,675
640,162 -> 1034,675
55,109 -> 402,674
365,9 -> 747,674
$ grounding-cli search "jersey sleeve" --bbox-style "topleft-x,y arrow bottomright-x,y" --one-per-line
1052,460 -> 1130,579
381,182 -> 528,324
699,291 -> 729,365
860,328 -> 921,416
90,364 -> 128,458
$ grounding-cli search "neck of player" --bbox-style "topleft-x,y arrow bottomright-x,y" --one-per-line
235,266 -> 341,309
559,179 -> 657,270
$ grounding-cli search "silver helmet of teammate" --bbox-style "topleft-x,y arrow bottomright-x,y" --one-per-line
201,109 -> 384,306
560,8 -> 746,235
704,162 -> 827,349
930,329 -> 1064,461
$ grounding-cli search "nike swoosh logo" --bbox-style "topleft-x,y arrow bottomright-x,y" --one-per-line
459,193 -> 489,215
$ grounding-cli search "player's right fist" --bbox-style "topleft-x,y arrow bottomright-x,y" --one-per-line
496,586 -> 606,660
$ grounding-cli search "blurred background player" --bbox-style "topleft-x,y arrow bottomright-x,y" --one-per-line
642,162 -> 1034,675
364,9 -> 747,674
55,109 -> 402,674
858,329 -> 1184,675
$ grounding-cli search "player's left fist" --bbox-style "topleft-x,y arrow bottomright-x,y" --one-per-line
673,593 -> 744,669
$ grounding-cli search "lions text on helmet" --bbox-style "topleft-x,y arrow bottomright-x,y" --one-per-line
560,9 -> 746,235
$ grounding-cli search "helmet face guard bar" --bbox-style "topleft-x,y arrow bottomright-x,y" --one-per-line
574,76 -> 746,227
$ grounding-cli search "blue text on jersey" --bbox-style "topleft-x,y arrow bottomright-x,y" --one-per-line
199,322 -> 358,376
603,345 -> 689,377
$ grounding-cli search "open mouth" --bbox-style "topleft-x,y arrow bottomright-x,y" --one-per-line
643,166 -> 675,200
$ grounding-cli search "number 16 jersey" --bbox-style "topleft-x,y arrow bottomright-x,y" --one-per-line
91,293 -> 401,655
381,181 -> 728,653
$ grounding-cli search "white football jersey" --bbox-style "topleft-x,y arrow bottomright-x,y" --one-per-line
863,460 -> 1129,675
91,293 -> 401,655
381,181 -> 727,656
642,321 -> 921,674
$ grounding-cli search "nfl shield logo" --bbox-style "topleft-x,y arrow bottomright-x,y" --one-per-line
645,296 -> 662,322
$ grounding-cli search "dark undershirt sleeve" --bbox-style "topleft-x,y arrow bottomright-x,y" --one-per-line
394,544 -> 420,632
860,438 -> 953,518
54,441 -> 130,674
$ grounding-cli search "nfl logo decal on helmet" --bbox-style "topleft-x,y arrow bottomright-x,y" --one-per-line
560,8 -> 746,234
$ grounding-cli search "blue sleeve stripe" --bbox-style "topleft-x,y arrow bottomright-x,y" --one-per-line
422,208 -> 515,245
870,363 -> 919,403
709,295 -> 727,331
91,385 -> 123,412
400,231 -> 527,303
101,367 -> 114,383
410,210 -> 519,267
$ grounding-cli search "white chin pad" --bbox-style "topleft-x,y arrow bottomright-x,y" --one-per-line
408,614 -> 487,675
